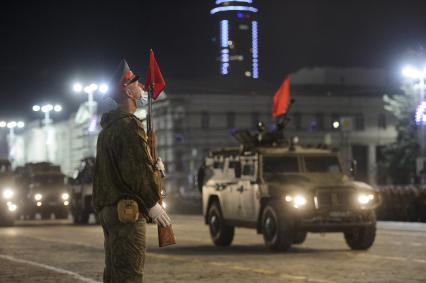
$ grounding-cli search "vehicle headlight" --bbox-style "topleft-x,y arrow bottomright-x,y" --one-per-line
7,203 -> 17,212
2,188 -> 14,200
358,193 -> 374,205
34,193 -> 43,201
285,194 -> 307,208
61,193 -> 70,200
63,201 -> 69,206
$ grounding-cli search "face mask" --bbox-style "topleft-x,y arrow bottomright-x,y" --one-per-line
135,90 -> 148,108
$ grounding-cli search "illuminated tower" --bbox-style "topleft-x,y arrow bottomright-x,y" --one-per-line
211,0 -> 259,79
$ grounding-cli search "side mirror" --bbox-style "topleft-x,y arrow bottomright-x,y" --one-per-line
350,160 -> 357,177
234,162 -> 242,178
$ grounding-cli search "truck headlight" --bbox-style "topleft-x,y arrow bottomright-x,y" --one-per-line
2,188 -> 14,200
34,193 -> 43,201
358,193 -> 374,205
7,203 -> 17,212
61,193 -> 70,200
285,194 -> 307,208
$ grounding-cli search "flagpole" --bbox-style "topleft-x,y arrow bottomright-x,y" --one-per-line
146,49 -> 176,247
147,85 -> 153,133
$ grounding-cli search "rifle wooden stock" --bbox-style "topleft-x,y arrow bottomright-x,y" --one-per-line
147,130 -> 176,247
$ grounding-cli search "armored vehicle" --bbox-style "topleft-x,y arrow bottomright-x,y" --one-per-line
0,159 -> 18,226
200,125 -> 381,251
69,157 -> 95,224
15,162 -> 70,219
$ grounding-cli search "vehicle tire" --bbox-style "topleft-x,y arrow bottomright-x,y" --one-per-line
344,211 -> 376,250
207,201 -> 234,246
73,209 -> 89,224
55,210 -> 69,219
293,231 -> 307,245
0,217 -> 14,227
42,211 -> 52,220
261,203 -> 293,251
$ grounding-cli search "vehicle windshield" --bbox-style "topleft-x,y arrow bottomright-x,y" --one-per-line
304,155 -> 341,173
263,155 -> 299,173
31,175 -> 64,185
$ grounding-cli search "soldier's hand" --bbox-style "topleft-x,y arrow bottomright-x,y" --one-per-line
156,157 -> 165,171
148,203 -> 172,227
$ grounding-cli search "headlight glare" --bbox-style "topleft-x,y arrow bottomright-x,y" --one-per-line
7,203 -> 17,212
3,188 -> 14,200
61,193 -> 70,200
293,195 -> 307,208
358,194 -> 370,205
34,193 -> 42,201
285,194 -> 307,208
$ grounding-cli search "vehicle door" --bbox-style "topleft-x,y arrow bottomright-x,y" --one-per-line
222,158 -> 243,220
237,154 -> 258,222
210,157 -> 238,219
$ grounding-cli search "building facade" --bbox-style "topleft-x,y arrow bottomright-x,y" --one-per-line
13,68 -> 400,194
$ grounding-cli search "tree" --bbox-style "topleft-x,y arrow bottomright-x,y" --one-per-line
382,73 -> 421,184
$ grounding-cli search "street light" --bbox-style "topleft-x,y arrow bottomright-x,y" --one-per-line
33,103 -> 62,161
73,81 -> 109,114
99,83 -> 109,94
402,65 -> 426,177
402,65 -> 426,102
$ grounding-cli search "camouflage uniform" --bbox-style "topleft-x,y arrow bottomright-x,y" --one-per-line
93,109 -> 162,283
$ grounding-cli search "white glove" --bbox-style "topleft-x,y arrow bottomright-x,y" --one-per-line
155,157 -> 166,177
148,203 -> 171,227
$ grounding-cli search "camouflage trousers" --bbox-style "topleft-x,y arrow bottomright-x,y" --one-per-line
98,205 -> 146,283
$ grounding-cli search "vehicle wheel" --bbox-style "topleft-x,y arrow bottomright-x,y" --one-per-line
293,231 -> 307,244
56,210 -> 69,219
73,209 -> 89,224
344,211 -> 376,250
0,217 -> 14,227
261,203 -> 293,251
207,201 -> 234,246
42,211 -> 52,220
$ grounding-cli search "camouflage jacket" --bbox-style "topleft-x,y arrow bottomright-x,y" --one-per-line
92,109 -> 162,217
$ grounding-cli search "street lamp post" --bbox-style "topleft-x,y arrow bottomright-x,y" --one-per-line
0,120 -> 25,160
32,104 -> 62,161
73,82 -> 109,115
72,82 -> 108,158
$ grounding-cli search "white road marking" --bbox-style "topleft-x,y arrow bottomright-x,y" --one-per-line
0,254 -> 101,283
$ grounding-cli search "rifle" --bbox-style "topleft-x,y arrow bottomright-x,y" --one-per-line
147,83 -> 176,247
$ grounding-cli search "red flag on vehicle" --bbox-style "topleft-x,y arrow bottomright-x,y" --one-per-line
145,49 -> 166,100
272,77 -> 291,118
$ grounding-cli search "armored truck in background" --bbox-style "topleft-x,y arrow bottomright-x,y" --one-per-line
0,159 -> 18,226
201,129 -> 381,251
15,162 -> 70,220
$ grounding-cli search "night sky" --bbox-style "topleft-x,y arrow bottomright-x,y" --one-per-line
1,0 -> 426,121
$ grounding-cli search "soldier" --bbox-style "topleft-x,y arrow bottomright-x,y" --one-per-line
93,59 -> 171,283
